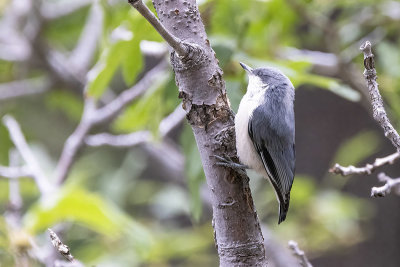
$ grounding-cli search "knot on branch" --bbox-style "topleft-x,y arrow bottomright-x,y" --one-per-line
363,69 -> 377,81
171,43 -> 207,71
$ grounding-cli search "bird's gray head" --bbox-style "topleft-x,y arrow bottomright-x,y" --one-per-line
240,62 -> 292,92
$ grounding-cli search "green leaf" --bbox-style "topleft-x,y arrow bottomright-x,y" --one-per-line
144,224 -> 213,263
86,38 -> 131,99
23,184 -> 143,238
112,70 -> 171,134
121,39 -> 142,85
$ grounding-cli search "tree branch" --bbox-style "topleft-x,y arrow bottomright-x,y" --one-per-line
0,77 -> 51,101
360,40 -> 400,152
329,152 -> 400,176
288,240 -> 313,267
40,0 -> 92,21
86,104 -> 186,148
68,1 -> 103,73
55,60 -> 168,184
129,0 -> 267,265
371,172 -> 400,197
2,115 -> 53,194
128,0 -> 189,57
0,165 -> 33,179
48,228 -> 83,265
93,60 -> 168,124
85,131 -> 151,147
54,98 -> 96,185
158,105 -> 186,137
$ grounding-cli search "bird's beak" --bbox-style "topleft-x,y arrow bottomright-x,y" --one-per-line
240,62 -> 253,74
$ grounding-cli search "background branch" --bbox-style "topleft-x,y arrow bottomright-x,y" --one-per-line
0,77 -> 51,101
0,165 -> 33,179
329,152 -> 400,176
48,229 -> 83,266
128,0 -> 188,57
2,115 -> 53,194
371,172 -> 400,197
54,60 -> 168,184
360,41 -> 400,152
288,240 -> 313,267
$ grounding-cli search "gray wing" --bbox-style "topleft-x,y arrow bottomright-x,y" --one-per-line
248,102 -> 295,223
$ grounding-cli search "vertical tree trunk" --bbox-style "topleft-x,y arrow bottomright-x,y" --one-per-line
150,1 -> 268,265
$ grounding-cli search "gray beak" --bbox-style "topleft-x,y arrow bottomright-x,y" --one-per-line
240,62 -> 253,73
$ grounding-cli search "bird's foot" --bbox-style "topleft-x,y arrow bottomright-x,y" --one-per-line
212,155 -> 248,176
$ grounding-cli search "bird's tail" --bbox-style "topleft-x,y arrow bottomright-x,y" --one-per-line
278,196 -> 290,224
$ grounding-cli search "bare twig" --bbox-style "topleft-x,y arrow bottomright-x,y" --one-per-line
329,152 -> 400,176
40,0 -> 92,21
86,104 -> 185,147
0,0 -> 32,61
48,229 -> 74,262
0,77 -> 51,101
128,0 -> 189,57
288,240 -> 313,267
93,60 -> 168,124
360,41 -> 400,152
371,172 -> 400,197
8,150 -> 23,213
54,98 -> 97,185
2,115 -> 53,194
158,105 -> 186,138
85,131 -> 151,147
55,60 -> 168,184
0,165 -> 33,179
68,1 -> 103,73
6,150 -> 28,266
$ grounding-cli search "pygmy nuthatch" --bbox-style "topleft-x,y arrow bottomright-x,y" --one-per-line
236,62 -> 295,224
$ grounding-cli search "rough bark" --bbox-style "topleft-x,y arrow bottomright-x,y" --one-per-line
147,0 -> 267,266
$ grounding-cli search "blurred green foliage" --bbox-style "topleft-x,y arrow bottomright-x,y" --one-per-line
1,0 -> 400,266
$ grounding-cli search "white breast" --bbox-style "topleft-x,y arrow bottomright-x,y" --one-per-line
235,87 -> 268,178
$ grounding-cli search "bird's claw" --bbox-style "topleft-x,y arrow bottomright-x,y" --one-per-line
212,155 -> 248,176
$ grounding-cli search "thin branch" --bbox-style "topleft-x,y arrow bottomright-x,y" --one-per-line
371,172 -> 400,197
329,152 -> 400,176
6,150 -> 28,266
0,0 -> 32,61
45,49 -> 86,87
8,150 -> 23,212
54,98 -> 96,185
360,41 -> 400,152
2,115 -> 53,194
55,61 -> 168,184
93,60 -> 168,124
0,77 -> 51,101
40,0 -> 92,21
158,105 -> 186,138
85,104 -> 185,148
0,165 -> 33,179
48,229 -> 75,262
128,0 -> 188,57
85,131 -> 151,147
288,240 -> 313,267
68,1 -> 103,73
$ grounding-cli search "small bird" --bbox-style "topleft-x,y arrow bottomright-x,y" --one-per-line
224,62 -> 296,224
